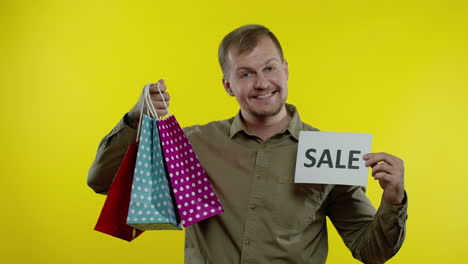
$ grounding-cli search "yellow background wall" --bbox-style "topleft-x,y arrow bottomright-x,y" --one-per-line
1,0 -> 467,263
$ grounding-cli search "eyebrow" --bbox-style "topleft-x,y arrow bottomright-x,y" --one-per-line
235,58 -> 281,73
264,57 -> 280,65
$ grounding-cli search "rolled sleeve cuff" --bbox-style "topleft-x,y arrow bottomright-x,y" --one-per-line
376,191 -> 408,228
112,113 -> 138,143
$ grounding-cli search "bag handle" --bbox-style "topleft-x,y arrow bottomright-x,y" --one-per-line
157,82 -> 171,117
136,84 -> 160,142
144,85 -> 158,119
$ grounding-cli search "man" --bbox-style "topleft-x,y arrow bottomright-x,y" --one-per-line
88,24 -> 407,263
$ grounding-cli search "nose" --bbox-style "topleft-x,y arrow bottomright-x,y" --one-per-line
254,72 -> 269,89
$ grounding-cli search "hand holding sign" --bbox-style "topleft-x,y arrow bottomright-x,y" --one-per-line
364,152 -> 405,206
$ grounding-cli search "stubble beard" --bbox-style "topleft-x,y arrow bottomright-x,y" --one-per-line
249,97 -> 286,119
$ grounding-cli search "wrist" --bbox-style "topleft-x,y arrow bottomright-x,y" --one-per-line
383,189 -> 405,206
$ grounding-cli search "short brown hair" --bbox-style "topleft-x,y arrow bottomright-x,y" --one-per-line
218,24 -> 284,76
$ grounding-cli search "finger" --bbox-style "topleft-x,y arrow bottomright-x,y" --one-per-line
150,91 -> 170,101
156,109 -> 169,116
150,79 -> 167,93
364,152 -> 399,167
152,101 -> 169,109
371,163 -> 395,177
373,172 -> 392,181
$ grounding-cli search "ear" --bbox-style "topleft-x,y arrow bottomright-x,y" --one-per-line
283,59 -> 289,80
222,77 -> 234,96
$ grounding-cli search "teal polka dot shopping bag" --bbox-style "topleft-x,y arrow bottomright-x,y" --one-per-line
126,85 -> 182,230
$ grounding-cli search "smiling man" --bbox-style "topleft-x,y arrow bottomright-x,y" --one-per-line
88,24 -> 408,263
221,33 -> 290,141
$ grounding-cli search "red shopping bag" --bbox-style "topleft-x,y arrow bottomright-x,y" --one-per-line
94,142 -> 144,241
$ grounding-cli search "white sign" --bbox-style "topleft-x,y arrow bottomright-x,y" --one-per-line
294,131 -> 372,186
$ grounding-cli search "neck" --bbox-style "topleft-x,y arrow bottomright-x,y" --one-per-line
241,105 -> 291,141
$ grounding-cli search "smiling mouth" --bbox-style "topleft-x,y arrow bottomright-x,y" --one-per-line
252,90 -> 278,99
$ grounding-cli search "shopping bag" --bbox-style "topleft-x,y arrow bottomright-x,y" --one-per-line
94,142 -> 144,241
155,83 -> 224,227
126,84 -> 182,230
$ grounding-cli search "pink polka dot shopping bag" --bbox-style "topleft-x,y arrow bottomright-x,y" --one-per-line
156,83 -> 224,227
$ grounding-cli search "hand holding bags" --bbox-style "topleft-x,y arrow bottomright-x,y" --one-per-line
95,82 -> 224,240
155,83 -> 224,227
127,84 -> 182,230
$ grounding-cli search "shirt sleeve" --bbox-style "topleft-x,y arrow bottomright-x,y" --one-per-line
87,113 -> 137,194
326,185 -> 408,264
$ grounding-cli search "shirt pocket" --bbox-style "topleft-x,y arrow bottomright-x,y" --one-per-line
269,145 -> 298,184
272,183 -> 328,229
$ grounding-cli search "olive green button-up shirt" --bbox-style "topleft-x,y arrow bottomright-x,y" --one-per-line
88,104 -> 407,264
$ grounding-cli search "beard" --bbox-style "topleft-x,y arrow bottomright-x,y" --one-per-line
248,96 -> 286,119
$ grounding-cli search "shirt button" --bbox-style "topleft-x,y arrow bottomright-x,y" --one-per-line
245,239 -> 250,245
249,204 -> 256,210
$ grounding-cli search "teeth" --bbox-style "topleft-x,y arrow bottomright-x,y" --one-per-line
257,93 -> 273,99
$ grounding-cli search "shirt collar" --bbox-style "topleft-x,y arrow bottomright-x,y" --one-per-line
229,103 -> 302,141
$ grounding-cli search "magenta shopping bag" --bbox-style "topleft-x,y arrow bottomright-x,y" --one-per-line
157,116 -> 224,226
154,83 -> 224,227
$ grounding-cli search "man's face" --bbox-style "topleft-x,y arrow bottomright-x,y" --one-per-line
223,36 -> 289,120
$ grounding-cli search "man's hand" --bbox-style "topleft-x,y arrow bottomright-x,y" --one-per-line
364,152 -> 405,206
128,79 -> 171,126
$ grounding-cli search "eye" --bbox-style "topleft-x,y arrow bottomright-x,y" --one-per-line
240,72 -> 253,78
264,66 -> 275,72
